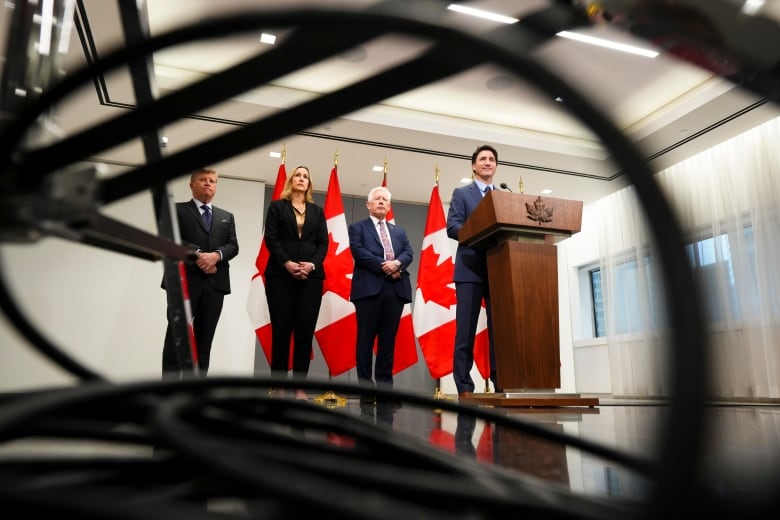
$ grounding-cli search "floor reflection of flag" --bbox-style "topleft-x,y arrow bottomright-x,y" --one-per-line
476,421 -> 494,463
428,412 -> 455,452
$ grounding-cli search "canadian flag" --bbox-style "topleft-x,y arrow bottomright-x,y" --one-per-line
381,174 -> 418,374
314,165 -> 357,376
473,304 -> 492,385
246,162 -> 287,365
412,184 -> 456,379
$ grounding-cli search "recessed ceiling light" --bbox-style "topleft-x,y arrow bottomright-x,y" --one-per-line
260,33 -> 276,45
541,189 -> 552,194
269,151 -> 281,158
372,165 -> 384,172
447,4 -> 518,24
742,0 -> 765,15
556,30 -> 658,58
460,177 -> 471,184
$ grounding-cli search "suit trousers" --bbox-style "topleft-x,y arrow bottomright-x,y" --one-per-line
265,274 -> 323,377
353,277 -> 405,388
452,281 -> 498,393
163,280 -> 224,376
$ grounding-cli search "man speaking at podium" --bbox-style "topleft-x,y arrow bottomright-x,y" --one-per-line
446,144 -> 501,398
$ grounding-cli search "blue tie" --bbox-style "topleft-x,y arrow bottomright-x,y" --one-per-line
201,205 -> 212,231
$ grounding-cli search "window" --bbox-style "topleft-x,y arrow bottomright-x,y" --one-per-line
584,224 -> 762,339
683,225 -> 761,323
590,268 -> 605,337
585,255 -> 659,338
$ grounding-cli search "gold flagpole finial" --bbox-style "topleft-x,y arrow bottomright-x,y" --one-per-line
281,144 -> 286,163
383,157 -> 388,183
333,150 -> 339,167
435,165 -> 440,185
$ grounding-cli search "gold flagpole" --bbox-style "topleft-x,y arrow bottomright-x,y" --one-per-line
314,148 -> 347,409
432,166 -> 453,401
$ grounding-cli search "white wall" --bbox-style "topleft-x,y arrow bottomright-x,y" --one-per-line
0,175 -> 264,391
564,204 -> 612,394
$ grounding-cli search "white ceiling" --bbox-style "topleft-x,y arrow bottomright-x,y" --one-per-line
54,0 -> 780,206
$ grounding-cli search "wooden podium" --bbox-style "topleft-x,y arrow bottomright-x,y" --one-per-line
459,190 -> 597,408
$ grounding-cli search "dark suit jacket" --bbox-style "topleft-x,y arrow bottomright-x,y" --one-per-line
348,217 -> 413,303
163,199 -> 239,294
263,199 -> 328,279
446,182 -> 488,283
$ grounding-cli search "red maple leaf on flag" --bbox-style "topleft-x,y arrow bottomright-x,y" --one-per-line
322,232 -> 353,301
417,245 -> 456,308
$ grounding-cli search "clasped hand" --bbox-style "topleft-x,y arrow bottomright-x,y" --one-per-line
381,260 -> 401,280
287,261 -> 314,280
196,251 -> 218,274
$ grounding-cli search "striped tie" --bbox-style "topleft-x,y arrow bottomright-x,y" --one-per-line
201,205 -> 212,231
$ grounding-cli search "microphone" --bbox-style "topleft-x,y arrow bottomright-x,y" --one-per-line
499,182 -> 512,192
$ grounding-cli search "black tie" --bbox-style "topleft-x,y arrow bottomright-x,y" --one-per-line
483,185 -> 492,195
201,205 -> 212,231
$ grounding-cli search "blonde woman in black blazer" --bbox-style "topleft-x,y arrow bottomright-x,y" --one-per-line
263,166 -> 328,398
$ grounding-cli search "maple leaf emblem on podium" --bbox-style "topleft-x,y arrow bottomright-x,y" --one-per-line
525,196 -> 553,224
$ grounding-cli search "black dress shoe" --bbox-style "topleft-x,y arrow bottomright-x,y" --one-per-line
458,391 -> 473,399
359,395 -> 376,405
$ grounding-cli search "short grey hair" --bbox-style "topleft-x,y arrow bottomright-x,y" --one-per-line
367,186 -> 391,201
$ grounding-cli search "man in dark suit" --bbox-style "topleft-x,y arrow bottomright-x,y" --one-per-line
446,144 -> 500,398
348,186 -> 414,403
162,167 -> 238,378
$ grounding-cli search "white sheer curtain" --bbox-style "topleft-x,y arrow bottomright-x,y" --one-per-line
594,188 -> 671,398
596,116 -> 780,399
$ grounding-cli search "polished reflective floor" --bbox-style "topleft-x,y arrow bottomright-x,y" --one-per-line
344,395 -> 778,491
324,390 -> 780,517
1,381 -> 778,518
